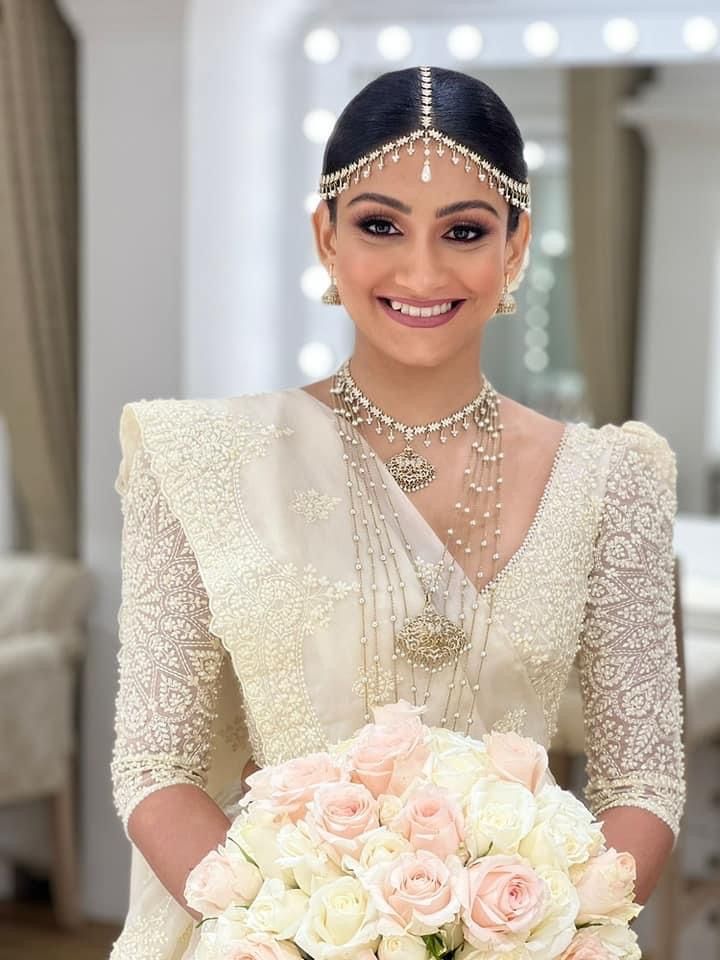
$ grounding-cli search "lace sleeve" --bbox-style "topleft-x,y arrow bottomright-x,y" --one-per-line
577,422 -> 686,838
111,441 -> 227,831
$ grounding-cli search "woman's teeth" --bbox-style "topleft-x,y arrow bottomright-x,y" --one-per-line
388,300 -> 455,317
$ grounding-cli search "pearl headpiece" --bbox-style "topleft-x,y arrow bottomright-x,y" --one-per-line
318,66 -> 531,212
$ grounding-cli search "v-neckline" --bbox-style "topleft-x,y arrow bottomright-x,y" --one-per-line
290,387 -> 573,599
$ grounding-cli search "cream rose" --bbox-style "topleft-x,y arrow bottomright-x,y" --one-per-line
390,783 -> 464,860
523,865 -> 580,957
450,854 -> 549,952
241,752 -> 347,822
378,793 -> 405,826
306,781 -> 381,864
464,779 -> 537,858
378,934 -> 429,960
560,924 -> 641,960
484,731 -> 549,795
342,826 -> 412,876
227,807 -> 294,883
276,819 -> 344,895
528,786 -> 604,868
295,875 -> 380,960
572,849 -> 641,925
244,877 -> 309,939
184,845 -> 263,916
363,849 -> 461,937
426,729 -> 491,800
348,714 -> 431,799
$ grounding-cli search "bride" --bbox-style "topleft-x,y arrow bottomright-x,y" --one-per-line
109,67 -> 684,958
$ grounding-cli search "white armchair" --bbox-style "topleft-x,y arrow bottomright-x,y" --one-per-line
0,552 -> 93,927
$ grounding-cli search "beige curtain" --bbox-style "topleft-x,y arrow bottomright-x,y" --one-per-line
567,67 -> 651,427
0,0 -> 78,556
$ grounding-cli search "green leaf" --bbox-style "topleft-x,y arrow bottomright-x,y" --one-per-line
422,933 -> 447,959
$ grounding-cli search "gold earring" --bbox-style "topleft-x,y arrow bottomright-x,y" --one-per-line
495,273 -> 517,315
321,264 -> 342,305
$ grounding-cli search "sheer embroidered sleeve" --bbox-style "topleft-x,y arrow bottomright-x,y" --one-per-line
577,421 -> 686,838
110,431 -> 227,832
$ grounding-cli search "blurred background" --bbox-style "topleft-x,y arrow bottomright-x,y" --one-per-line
0,0 -> 718,957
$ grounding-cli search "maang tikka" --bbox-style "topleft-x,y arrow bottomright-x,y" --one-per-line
318,66 -> 532,214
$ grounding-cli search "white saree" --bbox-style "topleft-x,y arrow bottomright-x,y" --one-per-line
108,388 -> 685,959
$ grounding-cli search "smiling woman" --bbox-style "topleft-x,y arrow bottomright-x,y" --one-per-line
313,68 -> 530,378
110,66 -> 685,960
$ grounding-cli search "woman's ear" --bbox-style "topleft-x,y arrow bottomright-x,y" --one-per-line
505,210 -> 531,283
311,200 -> 338,270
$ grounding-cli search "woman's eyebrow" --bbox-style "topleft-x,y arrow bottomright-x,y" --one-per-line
346,192 -> 499,220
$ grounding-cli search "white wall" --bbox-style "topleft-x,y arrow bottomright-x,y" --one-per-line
60,0 -> 187,920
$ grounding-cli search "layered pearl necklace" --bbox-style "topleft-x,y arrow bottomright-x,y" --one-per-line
331,363 -> 505,732
335,360 -> 496,492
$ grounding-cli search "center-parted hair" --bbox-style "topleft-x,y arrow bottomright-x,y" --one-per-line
321,67 -> 528,234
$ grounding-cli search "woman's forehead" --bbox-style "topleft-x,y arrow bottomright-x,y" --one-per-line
337,150 -> 507,218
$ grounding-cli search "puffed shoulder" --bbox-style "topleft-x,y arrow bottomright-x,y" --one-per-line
114,397 -> 200,497
596,418 -> 677,493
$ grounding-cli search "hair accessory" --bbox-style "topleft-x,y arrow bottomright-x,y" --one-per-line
319,67 -> 531,212
321,264 -> 342,305
495,274 -> 517,315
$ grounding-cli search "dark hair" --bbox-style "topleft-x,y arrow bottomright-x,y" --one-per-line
322,67 -> 527,235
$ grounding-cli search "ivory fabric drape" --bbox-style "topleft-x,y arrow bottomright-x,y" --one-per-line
0,0 -> 78,556
566,66 -> 651,427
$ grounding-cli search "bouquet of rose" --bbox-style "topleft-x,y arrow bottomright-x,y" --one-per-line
185,701 -> 642,960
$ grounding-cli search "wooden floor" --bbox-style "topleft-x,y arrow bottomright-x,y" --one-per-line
0,900 -> 120,959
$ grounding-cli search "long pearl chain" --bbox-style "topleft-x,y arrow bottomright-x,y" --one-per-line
332,367 -> 505,732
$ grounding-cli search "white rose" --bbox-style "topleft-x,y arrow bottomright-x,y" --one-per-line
245,877 -> 309,939
295,875 -> 380,960
378,934 -> 429,960
523,865 -> 579,957
464,779 -> 537,858
275,819 -> 344,895
426,729 -> 491,800
216,904 -> 252,945
378,794 -> 404,826
195,925 -> 221,960
527,786 -> 604,868
342,826 -> 412,876
228,807 -> 294,883
594,924 -> 642,959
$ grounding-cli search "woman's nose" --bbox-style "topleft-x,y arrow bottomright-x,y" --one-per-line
393,239 -> 449,295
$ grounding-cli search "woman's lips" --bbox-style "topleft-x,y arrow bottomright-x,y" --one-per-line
377,298 -> 464,328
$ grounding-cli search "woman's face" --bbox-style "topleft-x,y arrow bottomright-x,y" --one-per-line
313,147 -> 531,370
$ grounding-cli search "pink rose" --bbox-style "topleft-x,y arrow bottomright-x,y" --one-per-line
364,849 -> 461,936
184,846 -> 263,916
573,848 -> 639,924
348,714 -> 430,799
451,854 -> 549,951
390,783 -> 465,860
224,935 -> 302,960
305,781 -> 380,863
560,925 -> 641,959
241,752 -> 347,822
560,931 -> 611,960
371,699 -> 427,726
484,731 -> 549,795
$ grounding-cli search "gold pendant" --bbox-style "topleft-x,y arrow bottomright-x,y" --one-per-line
397,596 -> 470,672
385,445 -> 436,492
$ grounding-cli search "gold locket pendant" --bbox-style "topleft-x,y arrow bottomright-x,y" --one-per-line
385,445 -> 436,492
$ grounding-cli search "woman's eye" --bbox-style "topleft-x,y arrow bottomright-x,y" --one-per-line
360,218 -> 400,236
446,223 -> 489,242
